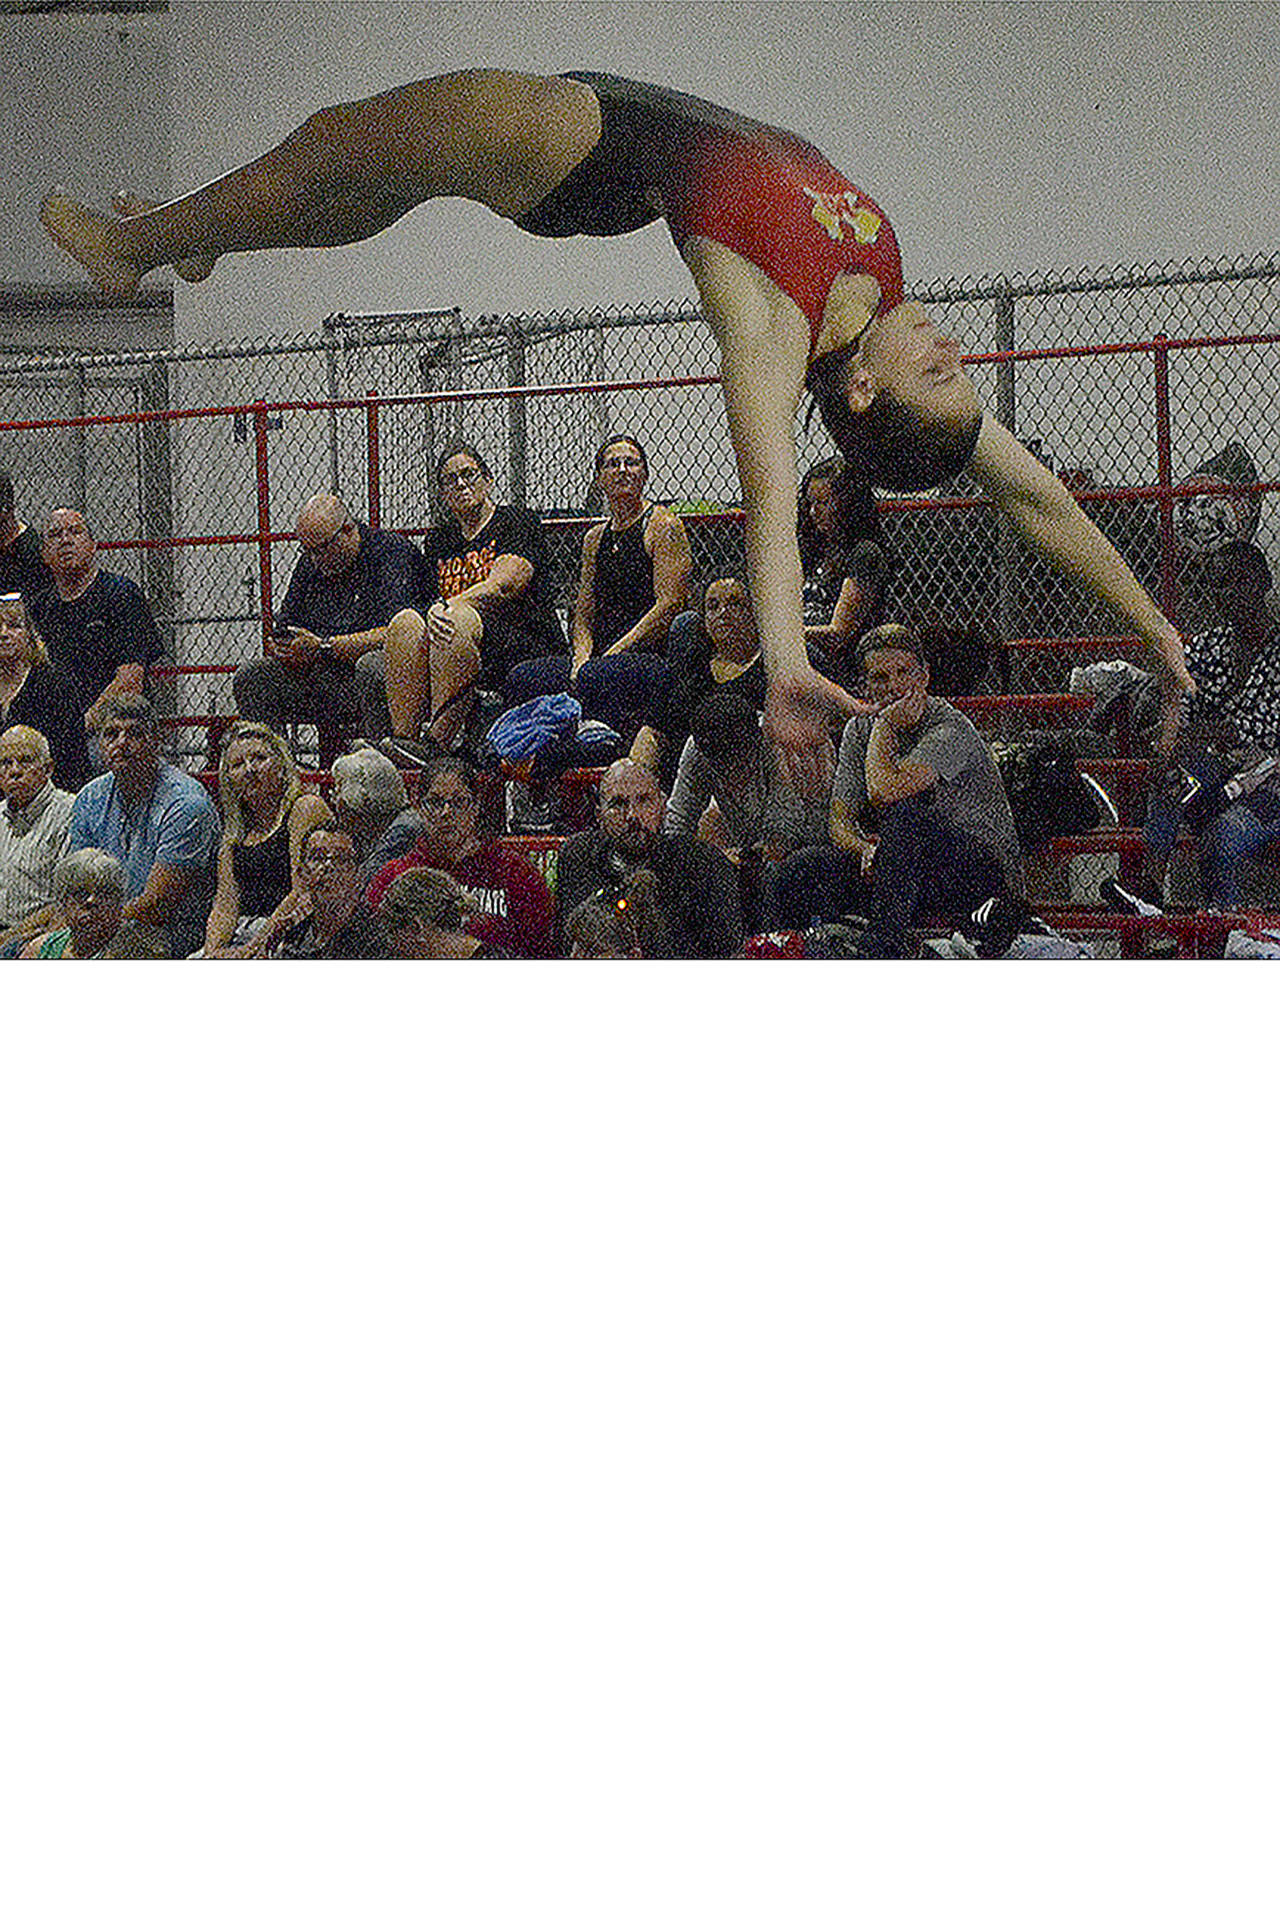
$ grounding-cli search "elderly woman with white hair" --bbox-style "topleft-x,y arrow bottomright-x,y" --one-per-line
330,742 -> 422,888
20,847 -> 166,958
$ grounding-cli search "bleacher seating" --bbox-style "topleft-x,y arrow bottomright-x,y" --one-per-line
154,626 -> 1280,957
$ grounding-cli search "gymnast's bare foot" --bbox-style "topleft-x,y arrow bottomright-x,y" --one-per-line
110,193 -> 218,284
40,189 -> 143,297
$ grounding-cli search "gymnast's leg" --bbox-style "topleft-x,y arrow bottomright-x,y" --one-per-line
41,70 -> 603,296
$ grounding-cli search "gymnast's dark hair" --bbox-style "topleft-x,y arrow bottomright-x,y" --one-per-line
805,345 -> 983,493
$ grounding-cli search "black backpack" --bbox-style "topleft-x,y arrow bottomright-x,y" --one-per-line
992,732 -> 1116,849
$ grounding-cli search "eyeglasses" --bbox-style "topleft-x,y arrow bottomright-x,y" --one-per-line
423,791 -> 474,813
600,455 -> 644,471
440,467 -> 485,489
305,848 -> 356,867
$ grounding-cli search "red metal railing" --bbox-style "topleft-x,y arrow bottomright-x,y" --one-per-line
3,328 -> 1277,653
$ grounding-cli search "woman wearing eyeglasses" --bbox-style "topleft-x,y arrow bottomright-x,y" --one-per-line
574,439 -> 691,669
383,440 -> 566,766
365,752 -> 555,958
501,433 -> 693,748
564,435 -> 692,745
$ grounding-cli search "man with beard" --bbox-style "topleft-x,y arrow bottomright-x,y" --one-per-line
555,756 -> 743,957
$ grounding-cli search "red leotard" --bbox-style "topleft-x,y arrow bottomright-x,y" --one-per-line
661,125 -> 902,355
522,75 -> 904,360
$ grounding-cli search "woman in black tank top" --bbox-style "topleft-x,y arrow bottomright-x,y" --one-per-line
557,436 -> 691,749
202,721 -> 332,956
572,437 -> 692,669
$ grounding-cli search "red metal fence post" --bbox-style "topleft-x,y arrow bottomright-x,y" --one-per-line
1152,334 -> 1176,620
366,392 -> 381,527
253,398 -> 274,649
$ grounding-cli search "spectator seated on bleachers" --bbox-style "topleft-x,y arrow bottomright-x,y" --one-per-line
331,743 -> 422,889
667,689 -> 829,854
0,592 -> 92,791
29,509 -> 165,747
665,689 -> 829,932
69,695 -> 220,957
201,720 -> 333,957
1172,441 -> 1267,626
631,575 -> 766,788
555,756 -> 743,958
0,725 -> 74,949
236,492 -> 424,767
376,864 -> 509,959
563,864 -> 667,958
775,624 -> 1024,956
1105,540 -> 1280,915
497,436 -> 693,754
0,471 -> 54,602
381,443 -> 566,770
264,823 -> 388,959
366,752 -> 555,958
20,848 -> 166,959
798,458 -> 895,694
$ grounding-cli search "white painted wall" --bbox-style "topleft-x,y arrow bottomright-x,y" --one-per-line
8,1 -> 1277,343
1,11 -> 171,357
2,11 -> 170,285
148,0 -> 1280,341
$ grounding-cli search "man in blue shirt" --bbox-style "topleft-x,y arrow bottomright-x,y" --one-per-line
70,696 -> 220,955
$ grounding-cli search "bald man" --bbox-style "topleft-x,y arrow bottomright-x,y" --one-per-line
554,756 -> 744,958
234,491 -> 426,765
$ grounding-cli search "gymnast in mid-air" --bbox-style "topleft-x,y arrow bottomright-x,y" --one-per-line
41,69 -> 1194,790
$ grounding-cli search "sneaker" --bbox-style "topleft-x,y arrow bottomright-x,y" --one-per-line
380,735 -> 438,772
1099,876 -> 1164,917
967,894 -> 1029,957
505,782 -> 560,833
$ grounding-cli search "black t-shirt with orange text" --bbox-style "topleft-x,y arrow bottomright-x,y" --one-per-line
420,505 -> 565,679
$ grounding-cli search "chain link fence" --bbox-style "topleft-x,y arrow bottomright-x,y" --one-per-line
2,253 -> 1277,755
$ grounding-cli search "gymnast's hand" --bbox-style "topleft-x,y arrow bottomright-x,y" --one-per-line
763,666 -> 858,798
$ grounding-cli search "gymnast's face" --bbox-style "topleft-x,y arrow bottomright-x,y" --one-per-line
850,301 -> 981,436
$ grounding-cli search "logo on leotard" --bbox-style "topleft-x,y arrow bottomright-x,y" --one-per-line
803,188 -> 882,248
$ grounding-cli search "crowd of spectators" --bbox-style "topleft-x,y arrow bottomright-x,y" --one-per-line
4,431 -> 1279,960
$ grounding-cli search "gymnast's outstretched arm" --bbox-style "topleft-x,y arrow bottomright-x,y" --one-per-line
686,235 -> 858,794
969,416 -> 1195,726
